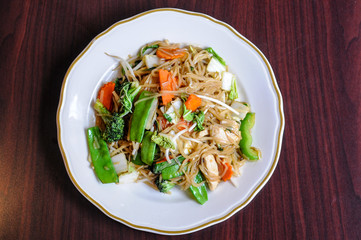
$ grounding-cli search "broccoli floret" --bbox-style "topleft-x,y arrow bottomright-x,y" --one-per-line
155,177 -> 175,193
102,112 -> 125,143
95,79 -> 140,143
151,133 -> 175,150
93,100 -> 125,142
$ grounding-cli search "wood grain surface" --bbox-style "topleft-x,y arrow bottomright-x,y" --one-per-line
0,0 -> 360,239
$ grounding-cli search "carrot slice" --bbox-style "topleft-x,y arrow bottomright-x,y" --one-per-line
156,158 -> 168,164
184,94 -> 202,111
156,48 -> 186,60
221,162 -> 233,181
159,69 -> 177,105
97,82 -> 115,111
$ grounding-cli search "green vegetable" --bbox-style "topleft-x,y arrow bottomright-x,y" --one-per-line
239,112 -> 260,160
182,103 -> 194,121
102,112 -> 125,143
129,91 -> 158,142
139,44 -> 159,56
95,81 -> 140,143
193,111 -> 205,131
228,78 -> 238,100
151,133 -> 175,150
114,77 -> 124,93
94,100 -> 112,124
206,47 -> 226,66
152,156 -> 185,174
118,82 -> 141,116
155,177 -> 175,193
131,153 -> 145,165
189,171 -> 208,204
141,131 -> 157,165
87,127 -> 119,183
161,163 -> 185,180
94,99 -> 126,143
160,156 -> 187,180
163,98 -> 183,124
163,113 -> 172,122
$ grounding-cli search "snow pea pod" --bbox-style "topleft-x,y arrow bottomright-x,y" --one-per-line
129,91 -> 157,142
189,171 -> 208,205
87,127 -> 119,183
140,131 -> 157,165
161,164 -> 184,180
153,156 -> 185,174
161,157 -> 187,180
239,112 -> 260,160
131,153 -> 145,165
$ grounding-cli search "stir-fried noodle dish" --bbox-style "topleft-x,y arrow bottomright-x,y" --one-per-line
86,40 -> 261,204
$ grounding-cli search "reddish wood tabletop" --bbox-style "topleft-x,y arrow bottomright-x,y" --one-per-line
1,0 -> 360,239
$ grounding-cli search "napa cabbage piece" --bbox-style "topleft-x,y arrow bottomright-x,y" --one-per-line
144,55 -> 162,68
207,57 -> 226,73
163,98 -> 183,124
228,78 -> 238,100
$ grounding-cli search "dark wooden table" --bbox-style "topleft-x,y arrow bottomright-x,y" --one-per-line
1,0 -> 360,239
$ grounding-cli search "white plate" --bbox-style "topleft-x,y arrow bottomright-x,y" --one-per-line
57,8 -> 284,235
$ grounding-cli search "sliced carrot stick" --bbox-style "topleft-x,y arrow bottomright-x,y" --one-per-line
184,94 -> 202,111
221,162 -> 233,181
97,82 -> 115,111
156,47 -> 186,60
156,158 -> 168,164
159,69 -> 177,105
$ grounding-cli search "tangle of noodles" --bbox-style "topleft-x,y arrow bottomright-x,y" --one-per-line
94,40 -> 260,193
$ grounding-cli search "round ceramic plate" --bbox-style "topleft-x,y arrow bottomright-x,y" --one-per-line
57,8 -> 284,235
